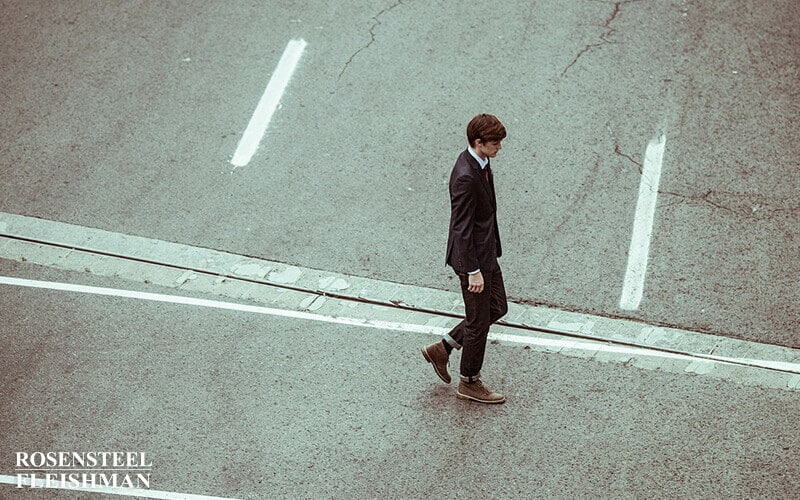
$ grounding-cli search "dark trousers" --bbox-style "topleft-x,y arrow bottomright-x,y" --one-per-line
444,268 -> 508,380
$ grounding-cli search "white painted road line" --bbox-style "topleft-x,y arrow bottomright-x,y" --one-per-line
3,276 -> 800,375
0,474 -> 239,500
0,276 -> 447,336
620,134 -> 666,311
230,38 -> 307,167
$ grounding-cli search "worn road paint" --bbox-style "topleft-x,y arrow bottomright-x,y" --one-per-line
620,134 -> 666,310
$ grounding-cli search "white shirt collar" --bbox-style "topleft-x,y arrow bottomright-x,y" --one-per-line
467,146 -> 489,169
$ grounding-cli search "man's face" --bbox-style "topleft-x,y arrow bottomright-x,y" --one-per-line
475,139 -> 503,159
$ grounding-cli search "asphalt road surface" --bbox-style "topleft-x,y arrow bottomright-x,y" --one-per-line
1,0 -> 798,345
1,1 -> 799,498
1,261 -> 798,499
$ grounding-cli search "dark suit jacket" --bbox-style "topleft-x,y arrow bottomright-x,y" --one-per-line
445,149 -> 502,274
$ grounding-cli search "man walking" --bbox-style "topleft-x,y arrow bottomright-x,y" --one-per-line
421,113 -> 509,404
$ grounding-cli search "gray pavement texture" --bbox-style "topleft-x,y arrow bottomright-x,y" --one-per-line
1,262 -> 799,500
1,0 -> 798,347
2,1 -> 800,498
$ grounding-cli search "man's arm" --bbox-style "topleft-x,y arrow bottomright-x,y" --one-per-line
451,174 -> 484,293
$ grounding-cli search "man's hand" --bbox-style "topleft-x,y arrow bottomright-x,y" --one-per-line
468,271 -> 484,293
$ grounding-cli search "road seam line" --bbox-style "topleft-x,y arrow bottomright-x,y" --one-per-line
2,211 -> 799,384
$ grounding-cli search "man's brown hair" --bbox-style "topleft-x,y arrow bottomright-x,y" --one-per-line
466,114 -> 506,147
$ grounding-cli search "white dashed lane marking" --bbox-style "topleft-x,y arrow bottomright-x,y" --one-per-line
230,38 -> 307,167
620,134 -> 666,310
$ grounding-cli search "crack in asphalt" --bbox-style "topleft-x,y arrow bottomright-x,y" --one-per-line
614,142 -> 642,172
531,155 -> 602,284
561,0 -> 643,78
659,189 -> 800,219
338,0 -> 404,78
607,126 -> 643,173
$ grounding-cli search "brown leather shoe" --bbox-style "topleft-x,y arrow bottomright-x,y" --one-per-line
456,379 -> 505,404
421,342 -> 451,384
